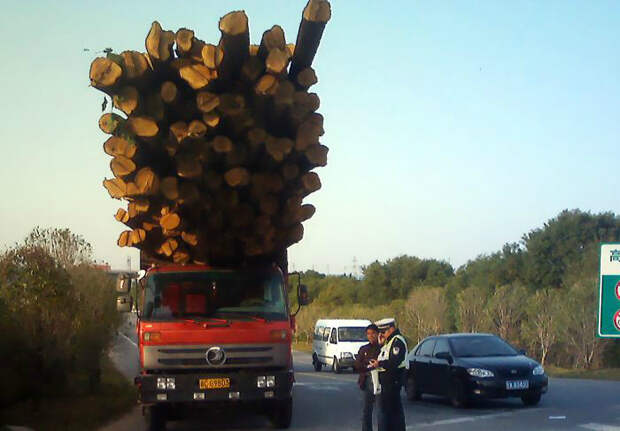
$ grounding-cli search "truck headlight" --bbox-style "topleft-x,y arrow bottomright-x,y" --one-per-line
266,376 -> 276,388
533,365 -> 545,376
166,377 -> 176,389
157,377 -> 166,390
340,352 -> 353,359
257,376 -> 266,388
467,368 -> 494,378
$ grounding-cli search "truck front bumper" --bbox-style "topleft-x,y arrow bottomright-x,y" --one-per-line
136,369 -> 293,404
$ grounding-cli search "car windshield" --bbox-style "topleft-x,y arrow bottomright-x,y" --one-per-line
338,327 -> 367,342
141,269 -> 288,322
450,336 -> 518,357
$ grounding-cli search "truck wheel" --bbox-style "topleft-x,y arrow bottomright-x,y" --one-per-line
145,405 -> 166,431
270,397 -> 293,429
332,356 -> 341,374
312,353 -> 322,371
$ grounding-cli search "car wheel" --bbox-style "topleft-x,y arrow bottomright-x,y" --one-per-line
312,353 -> 322,372
521,392 -> 541,406
270,397 -> 293,429
145,405 -> 166,431
332,356 -> 341,374
449,380 -> 469,408
405,374 -> 422,401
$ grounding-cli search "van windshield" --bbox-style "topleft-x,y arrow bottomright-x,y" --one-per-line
338,327 -> 367,342
141,269 -> 288,322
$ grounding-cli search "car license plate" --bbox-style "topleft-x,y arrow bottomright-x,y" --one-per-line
506,380 -> 529,390
199,377 -> 230,389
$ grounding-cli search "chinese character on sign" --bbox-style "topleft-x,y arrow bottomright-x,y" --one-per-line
611,250 -> 620,262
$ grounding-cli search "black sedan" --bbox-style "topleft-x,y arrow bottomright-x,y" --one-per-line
405,333 -> 548,407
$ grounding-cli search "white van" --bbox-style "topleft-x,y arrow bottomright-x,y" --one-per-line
312,319 -> 372,373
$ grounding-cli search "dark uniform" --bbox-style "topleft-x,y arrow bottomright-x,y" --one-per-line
376,328 -> 407,431
354,342 -> 381,431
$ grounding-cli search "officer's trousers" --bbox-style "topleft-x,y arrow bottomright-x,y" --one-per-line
377,379 -> 405,431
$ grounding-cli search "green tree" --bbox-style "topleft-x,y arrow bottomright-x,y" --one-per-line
521,288 -> 562,365
456,286 -> 490,333
485,284 -> 527,344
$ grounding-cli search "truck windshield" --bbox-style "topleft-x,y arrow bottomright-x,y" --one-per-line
338,327 -> 367,342
142,269 -> 288,322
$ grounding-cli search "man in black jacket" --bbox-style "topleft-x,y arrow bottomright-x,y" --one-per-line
369,318 -> 408,431
354,323 -> 381,431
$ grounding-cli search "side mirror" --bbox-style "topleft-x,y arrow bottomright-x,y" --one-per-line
116,274 -> 132,294
519,349 -> 526,355
435,352 -> 453,363
298,284 -> 310,306
116,295 -> 132,313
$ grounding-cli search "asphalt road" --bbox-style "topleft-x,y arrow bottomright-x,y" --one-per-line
103,318 -> 620,431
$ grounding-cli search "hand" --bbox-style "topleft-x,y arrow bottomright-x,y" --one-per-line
368,359 -> 379,369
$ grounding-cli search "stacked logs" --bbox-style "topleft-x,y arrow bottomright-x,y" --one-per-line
90,0 -> 331,265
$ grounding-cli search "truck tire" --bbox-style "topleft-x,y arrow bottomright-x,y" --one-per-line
270,397 -> 293,429
332,356 -> 342,374
145,405 -> 166,431
312,353 -> 323,371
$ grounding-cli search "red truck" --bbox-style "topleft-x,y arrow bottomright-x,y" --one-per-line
116,252 -> 308,431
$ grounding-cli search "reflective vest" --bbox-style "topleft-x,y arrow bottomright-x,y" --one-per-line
377,334 -> 409,371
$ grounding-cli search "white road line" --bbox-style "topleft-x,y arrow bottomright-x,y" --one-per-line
409,412 -> 514,429
119,332 -> 138,348
580,424 -> 620,431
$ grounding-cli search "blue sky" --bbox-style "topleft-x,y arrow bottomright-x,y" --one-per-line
0,1 -> 618,273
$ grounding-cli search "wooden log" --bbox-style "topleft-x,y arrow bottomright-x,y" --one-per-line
157,238 -> 179,256
259,194 -> 279,215
173,248 -> 191,264
286,43 -> 295,58
241,55 -> 264,82
286,223 -> 304,246
299,203 -> 316,222
160,212 -> 181,230
202,111 -> 220,128
142,222 -> 158,231
217,11 -> 250,81
103,136 -> 137,158
301,171 -> 321,194
258,25 -> 286,60
295,113 -> 324,150
196,91 -> 220,113
112,86 -> 139,115
110,156 -> 137,178
115,208 -> 130,224
127,116 -> 159,138
99,113 -> 125,135
134,167 -> 160,195
296,67 -> 318,88
289,0 -> 331,80
265,136 -> 293,162
255,74 -> 279,96
224,167 -> 250,187
169,121 -> 189,144
175,28 -> 194,55
125,182 -> 140,197
103,178 -> 127,199
128,199 -> 150,218
145,21 -> 175,63
160,176 -> 179,200
175,153 -> 202,179
160,81 -> 177,103
130,228 -> 147,245
281,163 -> 300,181
187,120 -> 207,139
211,135 -> 233,153
181,231 -> 199,247
305,143 -> 328,167
201,44 -> 224,69
218,93 -> 245,116
90,57 -> 123,88
120,51 -> 150,80
179,63 -> 217,90
265,48 -> 291,75
118,230 -> 132,247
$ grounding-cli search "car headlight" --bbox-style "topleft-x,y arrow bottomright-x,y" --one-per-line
467,368 -> 494,378
340,352 -> 353,359
533,365 -> 545,376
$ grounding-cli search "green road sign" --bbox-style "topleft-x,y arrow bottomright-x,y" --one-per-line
598,243 -> 620,338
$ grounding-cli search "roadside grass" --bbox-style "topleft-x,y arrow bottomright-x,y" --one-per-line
546,365 -> 620,381
0,356 -> 136,431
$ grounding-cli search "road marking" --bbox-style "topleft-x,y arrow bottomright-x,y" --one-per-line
581,424 -> 620,431
549,416 -> 567,420
409,412 -> 514,429
120,332 -> 138,348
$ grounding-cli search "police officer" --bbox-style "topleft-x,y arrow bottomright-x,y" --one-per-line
369,318 -> 407,431
354,323 -> 381,431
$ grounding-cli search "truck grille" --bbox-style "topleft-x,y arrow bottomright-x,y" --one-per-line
143,344 -> 288,371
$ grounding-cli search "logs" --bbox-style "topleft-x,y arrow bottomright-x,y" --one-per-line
93,0 -> 330,265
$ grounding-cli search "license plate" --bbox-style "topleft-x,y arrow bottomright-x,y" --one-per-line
506,380 -> 529,390
199,378 -> 230,389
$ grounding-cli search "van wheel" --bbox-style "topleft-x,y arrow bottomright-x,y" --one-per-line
332,356 -> 342,374
312,353 -> 322,371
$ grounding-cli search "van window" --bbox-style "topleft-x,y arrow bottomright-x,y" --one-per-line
314,326 -> 323,340
338,327 -> 367,342
329,328 -> 337,344
322,327 -> 330,341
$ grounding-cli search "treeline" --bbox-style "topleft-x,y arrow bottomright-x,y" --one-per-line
0,228 -> 119,408
293,209 -> 620,369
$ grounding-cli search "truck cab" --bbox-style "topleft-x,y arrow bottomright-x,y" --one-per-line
117,263 -> 308,430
